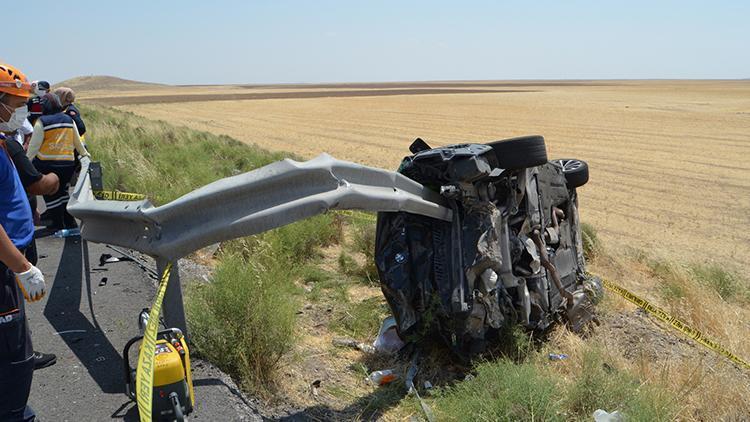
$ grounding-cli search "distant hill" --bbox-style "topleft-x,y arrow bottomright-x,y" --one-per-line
54,75 -> 166,92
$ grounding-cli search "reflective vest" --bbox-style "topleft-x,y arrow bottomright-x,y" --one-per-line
37,113 -> 78,161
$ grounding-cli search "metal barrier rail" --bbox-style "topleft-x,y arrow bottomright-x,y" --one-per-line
68,154 -> 452,334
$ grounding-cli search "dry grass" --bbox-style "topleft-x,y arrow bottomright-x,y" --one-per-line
586,245 -> 750,421
95,80 -> 750,269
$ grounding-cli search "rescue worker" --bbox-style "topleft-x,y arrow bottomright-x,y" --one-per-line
54,87 -> 85,136
26,81 -> 48,126
27,92 -> 90,230
0,62 -> 47,422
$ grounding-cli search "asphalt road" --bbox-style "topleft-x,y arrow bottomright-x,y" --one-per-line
25,232 -> 265,421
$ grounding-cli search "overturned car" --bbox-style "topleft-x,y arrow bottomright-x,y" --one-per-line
375,136 -> 601,357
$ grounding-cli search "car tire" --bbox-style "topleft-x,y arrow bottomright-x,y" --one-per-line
556,158 -> 589,188
487,135 -> 548,169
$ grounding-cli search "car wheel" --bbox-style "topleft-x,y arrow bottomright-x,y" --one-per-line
557,158 -> 589,187
487,135 -> 548,169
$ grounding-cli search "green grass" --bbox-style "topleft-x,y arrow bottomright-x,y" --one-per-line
563,349 -> 676,421
80,104 -> 288,204
335,213 -> 379,284
351,219 -> 379,283
331,296 -> 390,339
185,251 -> 298,396
187,213 -> 342,394
580,222 -> 600,260
431,347 -> 677,422
647,259 -> 689,301
433,359 -> 562,421
690,263 -> 749,303
632,250 -> 748,304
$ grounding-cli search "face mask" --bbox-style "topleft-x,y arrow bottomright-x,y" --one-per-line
0,104 -> 29,132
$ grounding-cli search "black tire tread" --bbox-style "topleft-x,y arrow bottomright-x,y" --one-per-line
487,135 -> 548,169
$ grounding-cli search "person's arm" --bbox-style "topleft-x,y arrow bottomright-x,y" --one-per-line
67,107 -> 86,136
27,173 -> 59,196
6,139 -> 42,186
72,122 -> 89,157
0,225 -> 30,273
26,120 -> 44,159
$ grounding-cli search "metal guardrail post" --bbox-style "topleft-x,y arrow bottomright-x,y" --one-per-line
156,258 -> 188,339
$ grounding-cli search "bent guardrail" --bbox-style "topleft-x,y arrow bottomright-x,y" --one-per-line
69,154 -> 452,334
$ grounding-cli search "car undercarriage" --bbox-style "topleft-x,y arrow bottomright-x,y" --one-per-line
375,136 -> 602,358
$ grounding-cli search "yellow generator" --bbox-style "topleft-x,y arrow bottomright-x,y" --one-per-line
124,326 -> 195,421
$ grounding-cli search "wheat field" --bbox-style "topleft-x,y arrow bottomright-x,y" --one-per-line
82,80 -> 750,269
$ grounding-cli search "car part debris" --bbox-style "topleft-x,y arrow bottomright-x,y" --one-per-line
376,135 -> 599,358
373,316 -> 405,354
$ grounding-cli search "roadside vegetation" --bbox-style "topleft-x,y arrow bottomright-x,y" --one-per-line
86,104 -> 750,420
81,105 -> 287,204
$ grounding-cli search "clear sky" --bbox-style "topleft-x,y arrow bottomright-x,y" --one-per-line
3,0 -> 748,85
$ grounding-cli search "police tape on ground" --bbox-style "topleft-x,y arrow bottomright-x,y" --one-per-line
93,190 -> 146,201
600,277 -> 750,370
135,262 -> 172,422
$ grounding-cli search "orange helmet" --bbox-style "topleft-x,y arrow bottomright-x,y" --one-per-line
0,63 -> 33,98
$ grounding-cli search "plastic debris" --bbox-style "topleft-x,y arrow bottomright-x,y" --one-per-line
98,253 -> 135,266
548,353 -> 569,361
373,316 -> 405,354
593,409 -> 625,422
367,369 -> 398,386
53,227 -> 81,238
332,337 -> 376,354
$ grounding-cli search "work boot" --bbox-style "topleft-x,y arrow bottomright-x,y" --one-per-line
62,210 -> 78,229
44,207 -> 65,231
33,351 -> 57,370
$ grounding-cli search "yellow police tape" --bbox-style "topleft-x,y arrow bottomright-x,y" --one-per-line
135,262 -> 172,422
93,190 -> 146,201
601,277 -> 750,370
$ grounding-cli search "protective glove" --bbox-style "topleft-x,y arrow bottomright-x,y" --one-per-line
15,264 -> 46,302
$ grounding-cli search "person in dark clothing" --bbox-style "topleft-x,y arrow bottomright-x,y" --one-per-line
27,93 -> 89,230
5,139 -> 59,195
26,81 -> 48,126
54,87 -> 85,136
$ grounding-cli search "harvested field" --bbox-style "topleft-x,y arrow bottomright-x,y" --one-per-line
85,87 -> 530,106
88,80 -> 750,269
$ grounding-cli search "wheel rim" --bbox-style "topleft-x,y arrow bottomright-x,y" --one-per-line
558,159 -> 582,173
